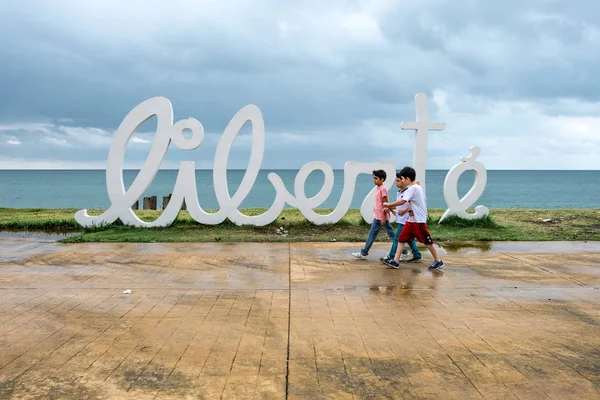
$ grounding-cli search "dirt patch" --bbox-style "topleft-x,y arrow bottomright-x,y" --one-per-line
310,358 -> 418,399
0,380 -> 16,399
0,377 -> 103,400
122,363 -> 191,393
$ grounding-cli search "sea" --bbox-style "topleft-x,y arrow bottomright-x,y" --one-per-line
0,170 -> 598,210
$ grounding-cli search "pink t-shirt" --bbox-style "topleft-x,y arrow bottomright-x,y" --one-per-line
374,185 -> 389,221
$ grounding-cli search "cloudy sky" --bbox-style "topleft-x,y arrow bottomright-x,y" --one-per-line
0,0 -> 599,170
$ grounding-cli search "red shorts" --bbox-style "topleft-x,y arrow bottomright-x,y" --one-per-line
398,222 -> 434,245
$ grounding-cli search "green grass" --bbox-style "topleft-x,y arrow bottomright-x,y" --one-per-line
0,208 -> 83,230
0,207 -> 599,243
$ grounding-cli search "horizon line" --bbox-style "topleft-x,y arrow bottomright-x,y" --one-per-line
1,168 -> 599,172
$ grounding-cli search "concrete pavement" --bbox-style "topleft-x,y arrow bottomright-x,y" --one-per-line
0,238 -> 599,399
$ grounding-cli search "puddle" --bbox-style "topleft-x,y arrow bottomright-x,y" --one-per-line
0,230 -> 80,241
437,241 -> 600,254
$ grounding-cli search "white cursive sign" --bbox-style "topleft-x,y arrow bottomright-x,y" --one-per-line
75,93 -> 489,228
401,93 -> 445,193
440,147 -> 490,222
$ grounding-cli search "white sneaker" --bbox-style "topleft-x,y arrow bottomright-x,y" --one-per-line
352,252 -> 367,260
400,253 -> 410,261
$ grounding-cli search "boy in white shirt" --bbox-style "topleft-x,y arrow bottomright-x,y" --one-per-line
383,166 -> 444,271
381,172 -> 422,264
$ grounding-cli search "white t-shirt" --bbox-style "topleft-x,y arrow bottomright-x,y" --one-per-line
395,187 -> 411,224
402,184 -> 428,223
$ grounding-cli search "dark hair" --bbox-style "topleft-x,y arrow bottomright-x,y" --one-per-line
395,172 -> 402,179
399,166 -> 416,182
372,169 -> 387,181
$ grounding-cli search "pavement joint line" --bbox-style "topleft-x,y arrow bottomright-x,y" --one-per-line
501,251 -> 587,287
285,242 -> 291,400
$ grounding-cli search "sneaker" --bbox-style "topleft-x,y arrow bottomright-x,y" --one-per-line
383,259 -> 400,269
400,252 -> 410,261
407,256 -> 422,263
428,260 -> 444,271
352,252 -> 367,260
380,256 -> 391,264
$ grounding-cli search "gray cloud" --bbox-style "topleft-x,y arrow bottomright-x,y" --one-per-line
0,0 -> 599,170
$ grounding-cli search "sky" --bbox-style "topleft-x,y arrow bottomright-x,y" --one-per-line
0,0 -> 599,170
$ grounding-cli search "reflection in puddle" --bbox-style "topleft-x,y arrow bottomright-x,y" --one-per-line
370,285 -> 397,293
438,242 -> 493,254
369,283 -> 424,296
438,241 -> 600,254
367,266 -> 444,295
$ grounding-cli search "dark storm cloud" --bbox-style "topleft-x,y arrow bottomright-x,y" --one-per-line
0,0 -> 599,169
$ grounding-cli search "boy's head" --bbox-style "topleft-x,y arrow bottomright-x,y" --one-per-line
372,170 -> 386,186
398,166 -> 416,184
395,172 -> 406,189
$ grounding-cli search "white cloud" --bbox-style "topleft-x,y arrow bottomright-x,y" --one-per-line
0,155 -> 105,169
0,123 -> 53,134
131,136 -> 151,144
57,126 -> 113,147
0,122 -> 115,148
41,136 -> 72,147
1,134 -> 22,146
428,90 -> 600,169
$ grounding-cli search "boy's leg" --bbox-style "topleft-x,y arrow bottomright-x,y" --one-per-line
384,220 -> 395,240
395,241 -> 407,262
384,221 -> 408,260
412,223 -> 443,270
427,244 -> 441,262
384,222 -> 415,268
391,222 -> 410,260
387,223 -> 403,259
408,239 -> 422,260
361,219 -> 382,256
383,240 -> 407,269
426,244 -> 444,270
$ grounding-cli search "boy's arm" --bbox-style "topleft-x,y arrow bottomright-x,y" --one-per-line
384,199 -> 407,207
385,186 -> 414,208
382,196 -> 390,217
398,202 -> 414,215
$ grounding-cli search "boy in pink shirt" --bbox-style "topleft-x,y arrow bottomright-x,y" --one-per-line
352,170 -> 395,260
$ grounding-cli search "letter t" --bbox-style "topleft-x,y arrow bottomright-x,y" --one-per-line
400,93 -> 445,193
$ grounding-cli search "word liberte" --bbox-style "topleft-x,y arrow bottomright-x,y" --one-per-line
75,93 -> 488,228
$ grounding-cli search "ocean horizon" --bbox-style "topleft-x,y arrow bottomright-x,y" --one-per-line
0,169 -> 599,210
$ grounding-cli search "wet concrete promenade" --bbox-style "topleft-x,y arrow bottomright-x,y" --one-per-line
0,238 -> 599,399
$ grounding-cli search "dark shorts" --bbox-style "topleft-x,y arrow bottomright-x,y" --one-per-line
398,222 -> 434,245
